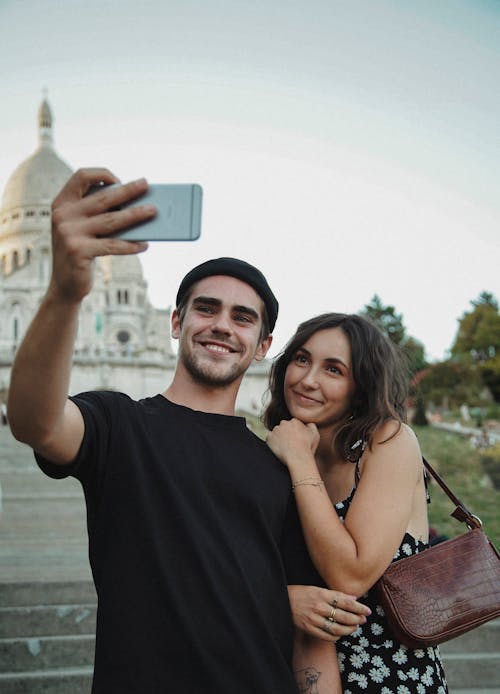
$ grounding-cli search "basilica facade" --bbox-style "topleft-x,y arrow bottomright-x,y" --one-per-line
0,99 -> 268,414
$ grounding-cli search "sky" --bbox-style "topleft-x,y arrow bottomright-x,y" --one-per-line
1,0 -> 499,361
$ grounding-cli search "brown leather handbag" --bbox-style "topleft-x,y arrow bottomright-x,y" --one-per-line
375,458 -> 500,649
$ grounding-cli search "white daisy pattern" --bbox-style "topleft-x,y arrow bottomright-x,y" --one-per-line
369,667 -> 386,683
333,488 -> 448,692
421,667 -> 435,687
337,651 -> 346,674
392,650 -> 408,666
350,653 -> 364,669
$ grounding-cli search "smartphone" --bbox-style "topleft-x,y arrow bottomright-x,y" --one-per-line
92,183 -> 203,241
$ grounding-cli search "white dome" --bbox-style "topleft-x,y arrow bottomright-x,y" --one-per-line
1,99 -> 72,211
108,254 -> 145,282
1,147 -> 73,210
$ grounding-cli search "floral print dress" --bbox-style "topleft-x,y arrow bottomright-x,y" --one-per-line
334,486 -> 448,693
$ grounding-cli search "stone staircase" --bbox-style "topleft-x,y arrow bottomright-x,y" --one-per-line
440,621 -> 500,692
0,425 -> 95,692
0,581 -> 96,693
1,425 -> 499,692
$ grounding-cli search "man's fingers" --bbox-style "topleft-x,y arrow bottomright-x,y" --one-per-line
81,177 -> 150,216
85,203 -> 157,238
53,168 -> 119,206
86,237 -> 149,257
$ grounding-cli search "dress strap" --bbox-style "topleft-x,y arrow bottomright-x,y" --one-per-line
351,439 -> 366,485
354,459 -> 361,484
423,464 -> 431,504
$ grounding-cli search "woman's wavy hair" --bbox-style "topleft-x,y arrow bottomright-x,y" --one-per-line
263,313 -> 409,460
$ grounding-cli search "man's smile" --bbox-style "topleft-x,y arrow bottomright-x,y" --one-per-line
197,339 -> 239,354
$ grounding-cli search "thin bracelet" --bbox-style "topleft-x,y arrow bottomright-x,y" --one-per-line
292,477 -> 324,491
292,475 -> 323,485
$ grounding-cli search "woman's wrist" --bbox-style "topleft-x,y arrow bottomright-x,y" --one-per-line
288,455 -> 321,481
292,475 -> 325,491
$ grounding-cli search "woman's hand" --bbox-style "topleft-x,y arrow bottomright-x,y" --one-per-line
288,585 -> 371,642
266,419 -> 319,472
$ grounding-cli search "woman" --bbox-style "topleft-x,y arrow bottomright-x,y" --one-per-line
265,313 -> 448,693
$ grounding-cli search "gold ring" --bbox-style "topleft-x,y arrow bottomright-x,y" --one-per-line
328,605 -> 337,622
323,618 -> 334,634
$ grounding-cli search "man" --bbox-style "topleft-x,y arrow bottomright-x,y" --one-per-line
8,169 -> 367,693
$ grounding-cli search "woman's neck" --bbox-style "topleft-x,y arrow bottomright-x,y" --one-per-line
315,426 -> 345,473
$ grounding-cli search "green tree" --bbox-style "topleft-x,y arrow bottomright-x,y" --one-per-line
402,336 -> 427,376
480,354 -> 500,403
362,295 -> 427,377
363,294 -> 406,345
451,291 -> 500,363
417,361 -> 484,409
450,292 -> 500,403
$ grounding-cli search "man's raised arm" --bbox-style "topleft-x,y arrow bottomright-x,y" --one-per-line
7,168 -> 156,464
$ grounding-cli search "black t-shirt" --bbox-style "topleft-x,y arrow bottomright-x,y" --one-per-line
36,392 -> 302,693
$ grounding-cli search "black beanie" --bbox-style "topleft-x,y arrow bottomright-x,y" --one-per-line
176,257 -> 279,332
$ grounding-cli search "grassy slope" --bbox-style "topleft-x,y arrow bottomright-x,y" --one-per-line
246,414 -> 499,549
413,425 -> 499,549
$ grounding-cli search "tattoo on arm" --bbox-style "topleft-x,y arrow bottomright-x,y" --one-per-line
295,666 -> 322,694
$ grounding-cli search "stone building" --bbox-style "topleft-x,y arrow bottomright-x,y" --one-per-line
0,99 -> 268,414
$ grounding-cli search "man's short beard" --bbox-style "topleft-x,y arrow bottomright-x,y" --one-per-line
180,349 -> 247,388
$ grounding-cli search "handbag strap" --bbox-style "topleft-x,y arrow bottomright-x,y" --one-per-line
423,457 -> 482,530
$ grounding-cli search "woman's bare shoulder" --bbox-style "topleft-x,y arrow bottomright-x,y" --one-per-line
371,421 -> 422,463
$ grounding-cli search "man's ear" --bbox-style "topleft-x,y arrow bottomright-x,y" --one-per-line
171,309 -> 181,340
254,334 -> 272,362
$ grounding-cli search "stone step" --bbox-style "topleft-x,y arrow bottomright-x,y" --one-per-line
0,426 -> 91,582
0,497 -> 88,538
0,581 -> 96,607
441,652 -> 500,691
440,620 -> 500,654
0,468 -> 82,496
0,634 -> 95,672
0,547 -> 93,582
0,666 -> 93,694
0,563 -> 92,584
0,432 -> 34,460
0,604 -> 97,638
